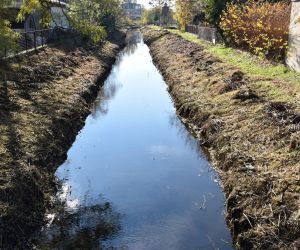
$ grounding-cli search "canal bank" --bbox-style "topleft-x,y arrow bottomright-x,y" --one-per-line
0,30 -> 126,248
142,27 -> 300,249
34,30 -> 233,249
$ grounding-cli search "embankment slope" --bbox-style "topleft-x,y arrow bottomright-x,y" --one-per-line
0,31 -> 126,248
142,28 -> 300,249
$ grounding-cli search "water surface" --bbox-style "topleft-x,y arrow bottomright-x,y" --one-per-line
37,31 -> 233,249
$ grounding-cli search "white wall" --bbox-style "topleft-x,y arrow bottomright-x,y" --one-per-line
287,2 -> 300,72
50,7 -> 70,29
14,0 -> 23,8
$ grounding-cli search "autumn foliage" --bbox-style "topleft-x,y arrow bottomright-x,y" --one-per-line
175,0 -> 194,31
220,0 -> 291,61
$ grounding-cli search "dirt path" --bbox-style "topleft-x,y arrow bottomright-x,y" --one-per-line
0,31 -> 126,249
142,28 -> 300,250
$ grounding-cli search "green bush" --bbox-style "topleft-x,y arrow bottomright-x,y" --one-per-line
203,0 -> 228,25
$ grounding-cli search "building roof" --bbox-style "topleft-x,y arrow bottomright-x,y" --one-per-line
12,0 -> 68,9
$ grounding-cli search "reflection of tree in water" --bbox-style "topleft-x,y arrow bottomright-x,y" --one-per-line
91,71 -> 121,119
90,30 -> 142,120
123,30 -> 142,56
169,114 -> 204,160
34,185 -> 121,249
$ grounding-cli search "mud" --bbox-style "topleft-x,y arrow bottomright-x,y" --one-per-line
142,27 -> 300,250
0,30 -> 126,249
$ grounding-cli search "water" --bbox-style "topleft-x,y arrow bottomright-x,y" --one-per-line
37,31 -> 233,249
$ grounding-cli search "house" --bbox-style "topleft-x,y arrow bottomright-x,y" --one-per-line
122,0 -> 142,20
49,0 -> 70,29
5,0 -> 39,32
2,0 -> 70,55
7,0 -> 70,32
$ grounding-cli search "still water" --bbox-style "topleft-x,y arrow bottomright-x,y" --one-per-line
37,31 -> 233,249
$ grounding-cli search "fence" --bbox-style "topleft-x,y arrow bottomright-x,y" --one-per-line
1,28 -> 56,60
186,25 -> 198,35
185,25 -> 222,44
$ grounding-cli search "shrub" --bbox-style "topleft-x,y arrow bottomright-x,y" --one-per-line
203,0 -> 228,25
0,0 -> 20,55
220,0 -> 291,61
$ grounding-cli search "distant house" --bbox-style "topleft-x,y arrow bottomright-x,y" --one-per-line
49,0 -> 70,29
2,0 -> 71,55
5,0 -> 39,32
7,0 -> 70,32
122,0 -> 142,20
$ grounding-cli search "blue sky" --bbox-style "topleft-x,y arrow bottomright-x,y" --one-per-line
138,0 -> 151,8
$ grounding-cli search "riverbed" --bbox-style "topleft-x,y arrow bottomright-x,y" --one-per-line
36,31 -> 232,249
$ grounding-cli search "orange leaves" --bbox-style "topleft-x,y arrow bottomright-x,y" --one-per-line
175,0 -> 194,31
220,0 -> 291,61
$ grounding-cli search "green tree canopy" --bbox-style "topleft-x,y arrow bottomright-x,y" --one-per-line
0,0 -> 122,54
0,0 -> 20,54
142,7 -> 161,25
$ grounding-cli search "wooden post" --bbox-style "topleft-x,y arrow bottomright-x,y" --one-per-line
41,30 -> 44,47
25,32 -> 28,51
287,2 -> 300,72
33,31 -> 37,51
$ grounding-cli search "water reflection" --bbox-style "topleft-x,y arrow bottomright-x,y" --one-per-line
91,72 -> 122,119
91,30 -> 141,119
35,184 -> 121,249
123,31 -> 142,55
37,30 -> 233,249
169,114 -> 202,158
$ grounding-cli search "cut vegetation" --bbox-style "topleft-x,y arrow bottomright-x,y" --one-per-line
142,27 -> 300,249
0,31 -> 126,249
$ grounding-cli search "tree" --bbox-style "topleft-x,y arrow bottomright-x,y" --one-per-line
142,7 -> 161,24
0,0 -> 20,55
149,0 -> 174,8
174,0 -> 194,31
97,0 -> 122,33
17,0 -> 53,27
67,0 -> 107,43
202,0 -> 228,25
0,0 -> 122,54
18,0 -> 120,42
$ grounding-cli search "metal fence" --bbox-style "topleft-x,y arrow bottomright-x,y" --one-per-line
1,28 -> 55,59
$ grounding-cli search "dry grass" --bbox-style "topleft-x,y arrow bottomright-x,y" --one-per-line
142,28 -> 300,249
0,32 -> 125,248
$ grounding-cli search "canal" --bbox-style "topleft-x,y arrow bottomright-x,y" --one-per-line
36,31 -> 233,249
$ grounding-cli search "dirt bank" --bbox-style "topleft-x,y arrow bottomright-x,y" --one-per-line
142,28 -> 300,249
0,30 -> 126,249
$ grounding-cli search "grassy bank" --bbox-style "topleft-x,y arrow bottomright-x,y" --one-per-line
0,30 -> 126,249
150,25 -> 300,104
150,26 -> 299,81
143,27 -> 300,249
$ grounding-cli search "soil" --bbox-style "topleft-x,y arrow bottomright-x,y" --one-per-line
0,30 -> 126,249
142,27 -> 300,250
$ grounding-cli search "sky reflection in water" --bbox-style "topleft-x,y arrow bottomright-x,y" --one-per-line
37,31 -> 233,250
